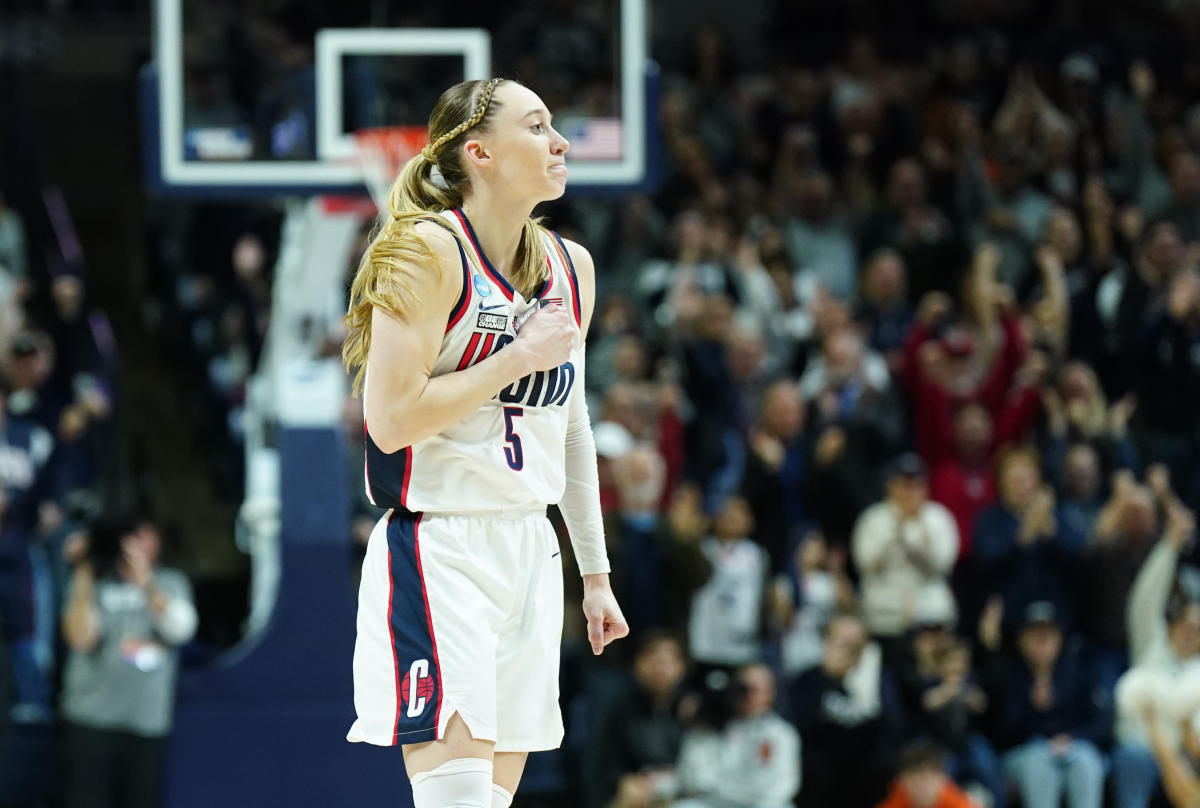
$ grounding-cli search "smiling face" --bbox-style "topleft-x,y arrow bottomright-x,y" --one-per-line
462,82 -> 570,204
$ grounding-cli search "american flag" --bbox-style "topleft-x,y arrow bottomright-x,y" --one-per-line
562,118 -> 624,161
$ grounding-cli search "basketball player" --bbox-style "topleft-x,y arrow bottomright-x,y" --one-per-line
342,77 -> 629,808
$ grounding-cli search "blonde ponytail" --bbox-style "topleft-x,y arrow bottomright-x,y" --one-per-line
514,217 -> 551,296
388,151 -> 461,219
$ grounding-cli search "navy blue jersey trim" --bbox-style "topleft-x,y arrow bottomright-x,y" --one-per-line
445,238 -> 472,332
553,233 -> 583,327
453,208 -> 516,300
385,510 -> 441,743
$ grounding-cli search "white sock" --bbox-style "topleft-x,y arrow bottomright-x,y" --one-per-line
491,783 -> 514,808
410,758 -> 493,808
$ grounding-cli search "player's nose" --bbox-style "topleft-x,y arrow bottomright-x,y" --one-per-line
550,126 -> 569,155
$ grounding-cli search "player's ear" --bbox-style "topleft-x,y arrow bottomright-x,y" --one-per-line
463,138 -> 491,169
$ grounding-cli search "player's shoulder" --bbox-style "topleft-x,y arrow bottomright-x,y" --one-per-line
550,233 -> 596,331
549,234 -> 595,309
412,216 -> 464,263
552,235 -> 594,281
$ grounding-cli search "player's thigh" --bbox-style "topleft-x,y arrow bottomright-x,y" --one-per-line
493,751 -> 528,795
494,522 -> 565,750
402,713 -> 494,778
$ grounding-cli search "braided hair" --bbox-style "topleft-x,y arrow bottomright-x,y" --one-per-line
420,77 -> 503,163
343,78 -> 553,396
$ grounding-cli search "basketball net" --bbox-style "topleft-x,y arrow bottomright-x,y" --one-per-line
351,126 -> 429,213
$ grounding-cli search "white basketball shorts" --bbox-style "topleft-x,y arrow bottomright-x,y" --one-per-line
346,508 -> 565,752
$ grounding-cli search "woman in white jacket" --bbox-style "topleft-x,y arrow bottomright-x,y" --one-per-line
852,454 -> 960,642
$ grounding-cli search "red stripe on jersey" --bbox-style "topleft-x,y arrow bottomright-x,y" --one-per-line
550,233 -> 583,327
399,447 -> 412,507
385,511 -> 402,745
565,266 -> 582,328
412,515 -> 443,737
478,332 -> 497,360
456,332 -> 482,371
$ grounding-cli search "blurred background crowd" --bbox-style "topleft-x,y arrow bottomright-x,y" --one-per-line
9,0 -> 1200,806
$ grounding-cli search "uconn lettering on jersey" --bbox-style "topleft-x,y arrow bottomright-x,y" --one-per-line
455,330 -> 576,408
498,361 -> 576,408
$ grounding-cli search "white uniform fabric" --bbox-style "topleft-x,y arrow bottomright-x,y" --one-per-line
363,208 -> 586,515
350,209 -> 590,752
347,510 -> 565,750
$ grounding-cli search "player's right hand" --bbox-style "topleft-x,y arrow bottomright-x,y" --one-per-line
514,302 -> 576,373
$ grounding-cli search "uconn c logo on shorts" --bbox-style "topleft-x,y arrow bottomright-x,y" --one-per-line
401,659 -> 435,718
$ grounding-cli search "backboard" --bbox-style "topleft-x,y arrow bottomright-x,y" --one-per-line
143,0 -> 656,197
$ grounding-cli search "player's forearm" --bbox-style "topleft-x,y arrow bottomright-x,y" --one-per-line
560,378 -> 610,576
371,346 -> 532,452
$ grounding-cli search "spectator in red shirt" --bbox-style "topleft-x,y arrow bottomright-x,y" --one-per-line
929,402 -> 997,558
899,246 -> 1041,470
876,741 -> 979,808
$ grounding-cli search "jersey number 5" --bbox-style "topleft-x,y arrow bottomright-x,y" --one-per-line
503,406 -> 524,470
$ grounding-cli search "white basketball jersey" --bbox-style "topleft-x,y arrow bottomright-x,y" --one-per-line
363,208 -> 584,514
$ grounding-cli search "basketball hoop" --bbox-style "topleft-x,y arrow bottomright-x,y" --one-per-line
351,126 -> 429,213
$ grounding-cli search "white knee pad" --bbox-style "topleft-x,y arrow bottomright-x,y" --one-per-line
491,783 -> 513,808
410,758 -> 494,808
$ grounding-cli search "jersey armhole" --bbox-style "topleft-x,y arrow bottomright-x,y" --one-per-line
550,232 -> 583,329
420,215 -> 472,334
444,238 -> 472,333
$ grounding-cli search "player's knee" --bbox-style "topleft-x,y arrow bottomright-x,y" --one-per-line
410,757 -> 493,808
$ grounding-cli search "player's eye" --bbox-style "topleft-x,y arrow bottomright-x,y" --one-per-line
531,123 -> 545,134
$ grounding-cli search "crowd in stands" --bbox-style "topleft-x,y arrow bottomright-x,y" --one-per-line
0,184 -> 118,726
0,178 -> 195,808
526,5 -> 1200,808
14,0 -> 1200,807
321,4 -> 1200,806
147,203 -> 282,499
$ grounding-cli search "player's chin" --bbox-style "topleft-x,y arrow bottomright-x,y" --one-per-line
542,174 -> 568,200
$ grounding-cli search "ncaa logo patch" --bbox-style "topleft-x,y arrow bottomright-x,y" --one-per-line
401,659 -> 435,718
472,275 -> 491,297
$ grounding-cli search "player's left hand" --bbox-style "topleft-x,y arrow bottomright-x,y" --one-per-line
581,576 -> 629,656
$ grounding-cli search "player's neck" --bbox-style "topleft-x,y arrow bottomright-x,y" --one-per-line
460,191 -> 532,281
